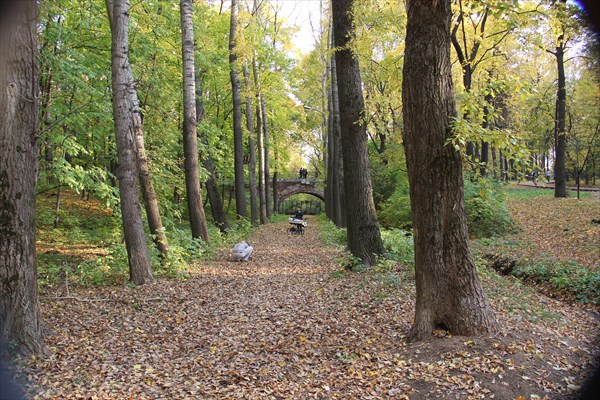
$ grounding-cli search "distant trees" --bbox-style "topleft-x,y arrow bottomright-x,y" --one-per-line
0,0 -> 46,355
402,0 -> 498,341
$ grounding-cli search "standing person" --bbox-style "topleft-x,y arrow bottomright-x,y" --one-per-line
232,241 -> 253,261
546,169 -> 551,183
294,207 -> 304,220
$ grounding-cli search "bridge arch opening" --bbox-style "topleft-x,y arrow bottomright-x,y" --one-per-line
278,194 -> 325,215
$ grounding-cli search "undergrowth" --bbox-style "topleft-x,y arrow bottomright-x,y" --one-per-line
36,190 -> 255,288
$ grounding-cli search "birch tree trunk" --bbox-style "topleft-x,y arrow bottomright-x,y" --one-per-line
181,0 -> 209,241
0,0 -> 47,356
402,0 -> 498,342
109,0 -> 154,285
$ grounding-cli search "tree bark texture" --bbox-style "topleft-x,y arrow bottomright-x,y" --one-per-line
402,0 -> 498,342
110,0 -> 154,285
332,0 -> 383,264
229,0 -> 248,219
243,61 -> 259,226
329,49 -> 345,228
181,0 -> 210,241
553,10 -> 567,198
195,71 -> 230,233
0,0 -> 47,356
261,97 -> 273,218
106,0 -> 169,259
252,55 -> 268,223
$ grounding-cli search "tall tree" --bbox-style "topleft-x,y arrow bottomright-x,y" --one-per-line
105,0 -> 169,259
402,0 -> 498,342
0,0 -> 47,356
195,71 -> 231,233
181,0 -> 210,241
327,45 -> 345,228
332,0 -> 384,265
109,0 -> 154,285
243,61 -> 260,225
550,0 -> 568,197
229,0 -> 248,219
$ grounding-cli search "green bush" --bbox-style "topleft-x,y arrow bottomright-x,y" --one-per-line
381,229 -> 414,266
316,214 -> 347,247
512,259 -> 600,305
464,176 -> 513,238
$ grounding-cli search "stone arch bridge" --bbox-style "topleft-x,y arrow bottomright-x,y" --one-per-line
274,179 -> 324,211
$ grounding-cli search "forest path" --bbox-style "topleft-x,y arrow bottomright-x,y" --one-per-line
17,220 -> 600,399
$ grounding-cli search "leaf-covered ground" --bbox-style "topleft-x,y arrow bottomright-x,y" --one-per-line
504,186 -> 599,272
13,215 -> 599,399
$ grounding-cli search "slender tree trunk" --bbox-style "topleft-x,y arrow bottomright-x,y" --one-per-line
109,0 -> 154,285
261,96 -> 273,218
332,0 -> 383,265
195,71 -> 230,233
0,0 -> 47,356
229,0 -> 247,218
243,61 -> 259,225
106,0 -> 168,258
402,0 -> 498,342
180,0 -> 210,241
252,55 -> 268,223
106,0 -> 169,258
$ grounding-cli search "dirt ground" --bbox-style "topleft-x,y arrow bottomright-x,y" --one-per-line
11,218 -> 599,399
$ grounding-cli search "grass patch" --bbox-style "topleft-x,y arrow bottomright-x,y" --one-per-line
505,186 -> 592,200
480,250 -> 600,306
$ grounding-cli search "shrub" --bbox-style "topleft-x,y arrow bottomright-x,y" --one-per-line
464,176 -> 513,238
381,229 -> 414,266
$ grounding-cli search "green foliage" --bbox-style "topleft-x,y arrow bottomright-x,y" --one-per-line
513,259 -> 600,305
370,144 -> 412,229
316,214 -> 347,247
337,253 -> 365,271
464,176 -> 513,238
380,229 -> 414,266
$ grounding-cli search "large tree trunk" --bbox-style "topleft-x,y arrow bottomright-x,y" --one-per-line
243,61 -> 259,226
0,0 -> 47,356
106,0 -> 169,259
110,0 -> 154,285
329,47 -> 345,228
195,71 -> 230,233
181,0 -> 209,241
553,5 -> 567,198
332,0 -> 383,265
229,0 -> 247,219
402,0 -> 498,342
